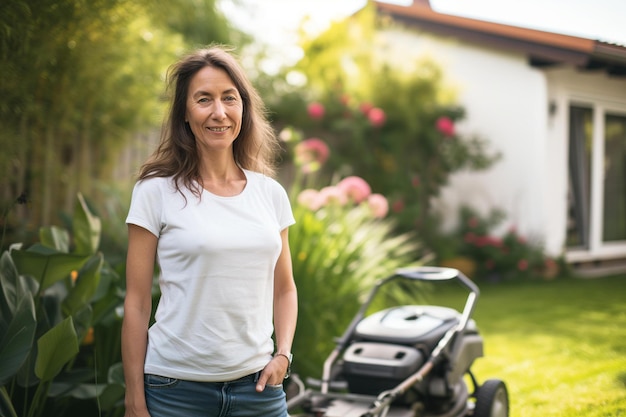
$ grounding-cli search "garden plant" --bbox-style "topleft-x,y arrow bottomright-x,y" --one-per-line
0,194 -> 127,417
283,134 -> 423,379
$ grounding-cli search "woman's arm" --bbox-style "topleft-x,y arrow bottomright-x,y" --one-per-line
122,224 -> 158,416
256,227 -> 298,391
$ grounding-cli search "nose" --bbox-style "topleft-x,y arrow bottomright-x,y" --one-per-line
211,100 -> 226,119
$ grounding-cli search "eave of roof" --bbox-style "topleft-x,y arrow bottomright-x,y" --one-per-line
375,1 -> 626,76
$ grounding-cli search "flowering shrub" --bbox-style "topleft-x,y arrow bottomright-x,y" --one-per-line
437,206 -> 564,281
265,7 -> 501,266
282,134 -> 421,379
272,81 -> 499,240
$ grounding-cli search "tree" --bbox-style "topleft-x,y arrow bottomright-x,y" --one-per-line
0,0 -> 235,249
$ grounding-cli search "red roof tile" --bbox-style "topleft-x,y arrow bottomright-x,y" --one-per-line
375,1 -> 626,76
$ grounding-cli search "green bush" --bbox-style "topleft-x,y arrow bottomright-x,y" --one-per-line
290,201 -> 420,379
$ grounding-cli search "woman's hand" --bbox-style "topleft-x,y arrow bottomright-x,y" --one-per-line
255,355 -> 289,392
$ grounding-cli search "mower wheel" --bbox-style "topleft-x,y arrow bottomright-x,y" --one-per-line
473,379 -> 508,417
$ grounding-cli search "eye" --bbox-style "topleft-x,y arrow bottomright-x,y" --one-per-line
224,95 -> 237,102
198,97 -> 209,103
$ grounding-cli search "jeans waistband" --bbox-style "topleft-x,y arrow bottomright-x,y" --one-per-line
229,371 -> 261,383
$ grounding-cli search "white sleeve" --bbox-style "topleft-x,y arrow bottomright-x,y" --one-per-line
125,178 -> 163,238
272,179 -> 295,230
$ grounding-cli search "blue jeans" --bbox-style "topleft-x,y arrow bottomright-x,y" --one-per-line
144,372 -> 288,417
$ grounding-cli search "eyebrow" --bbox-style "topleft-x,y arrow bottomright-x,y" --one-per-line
192,88 -> 239,98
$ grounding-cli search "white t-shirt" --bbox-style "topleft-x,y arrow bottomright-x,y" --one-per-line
125,169 -> 295,382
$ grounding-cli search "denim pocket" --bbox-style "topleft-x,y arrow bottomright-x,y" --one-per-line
144,374 -> 179,389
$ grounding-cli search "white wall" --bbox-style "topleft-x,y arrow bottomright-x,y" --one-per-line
378,28 -> 554,250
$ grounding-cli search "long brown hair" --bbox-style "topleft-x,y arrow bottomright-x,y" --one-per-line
138,45 -> 280,197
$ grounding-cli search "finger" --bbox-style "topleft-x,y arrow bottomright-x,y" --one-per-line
256,372 -> 268,392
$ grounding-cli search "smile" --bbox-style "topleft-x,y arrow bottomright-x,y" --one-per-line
208,127 -> 229,132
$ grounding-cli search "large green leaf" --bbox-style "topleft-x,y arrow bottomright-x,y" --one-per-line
54,382 -> 106,399
0,251 -> 38,386
70,304 -> 93,344
0,251 -> 19,323
92,262 -> 120,303
0,386 -> 18,417
108,362 -> 124,385
103,362 -> 127,409
11,249 -> 90,291
49,381 -> 124,411
91,287 -> 124,327
73,193 -> 101,255
48,363 -> 125,410
0,295 -> 36,385
98,381 -> 125,411
62,253 -> 103,316
40,226 -> 70,253
35,317 -> 79,382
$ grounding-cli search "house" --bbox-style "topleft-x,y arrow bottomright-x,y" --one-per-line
370,0 -> 626,275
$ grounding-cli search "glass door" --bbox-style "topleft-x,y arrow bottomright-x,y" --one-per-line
603,113 -> 626,242
567,103 -> 626,254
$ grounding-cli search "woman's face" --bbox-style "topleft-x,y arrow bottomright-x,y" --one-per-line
185,65 -> 243,153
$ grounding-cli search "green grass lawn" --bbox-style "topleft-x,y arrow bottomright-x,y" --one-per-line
427,273 -> 626,417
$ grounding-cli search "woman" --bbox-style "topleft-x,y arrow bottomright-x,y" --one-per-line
122,45 -> 297,417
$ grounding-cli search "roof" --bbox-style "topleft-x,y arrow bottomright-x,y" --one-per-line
375,1 -> 626,77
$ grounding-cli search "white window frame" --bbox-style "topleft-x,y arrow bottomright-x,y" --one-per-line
566,96 -> 626,263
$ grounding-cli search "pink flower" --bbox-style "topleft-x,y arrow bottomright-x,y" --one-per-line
307,102 -> 325,120
367,107 -> 386,127
436,116 -> 455,136
392,199 -> 405,213
411,175 -> 420,188
294,138 -> 330,173
359,102 -> 374,115
318,186 -> 348,206
472,235 -> 502,247
297,189 -> 322,210
367,193 -> 389,218
517,259 -> 529,271
336,176 -> 371,203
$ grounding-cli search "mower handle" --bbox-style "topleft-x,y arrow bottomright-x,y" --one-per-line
396,266 -> 459,280
395,266 -> 479,293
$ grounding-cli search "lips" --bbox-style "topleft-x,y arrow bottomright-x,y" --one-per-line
208,126 -> 229,132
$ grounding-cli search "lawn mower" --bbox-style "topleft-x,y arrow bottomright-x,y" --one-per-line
286,266 -> 509,417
